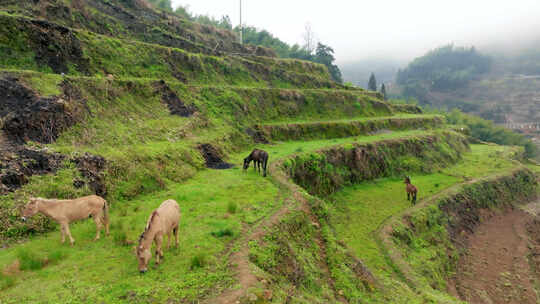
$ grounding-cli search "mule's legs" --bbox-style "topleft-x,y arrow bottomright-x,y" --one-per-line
263,159 -> 268,177
62,222 -> 75,245
60,224 -> 66,244
173,226 -> 179,247
105,219 -> 110,237
407,192 -> 410,201
155,234 -> 164,264
167,231 -> 172,250
93,214 -> 102,241
103,203 -> 110,236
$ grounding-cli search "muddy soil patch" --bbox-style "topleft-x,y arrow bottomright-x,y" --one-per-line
448,208 -> 539,304
154,80 -> 196,117
0,146 -> 65,193
72,153 -> 107,197
0,77 -> 37,117
0,77 -> 85,144
26,19 -> 90,74
197,144 -> 233,169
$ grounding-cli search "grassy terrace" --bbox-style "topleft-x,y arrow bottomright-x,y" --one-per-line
234,129 -> 440,161
260,113 -> 436,125
0,129 -> 464,302
0,165 -> 283,302
0,69 -> 416,239
254,114 -> 443,141
327,144 -> 522,302
0,13 -> 335,89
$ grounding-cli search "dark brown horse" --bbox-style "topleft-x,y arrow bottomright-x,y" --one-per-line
404,176 -> 418,205
243,149 -> 269,177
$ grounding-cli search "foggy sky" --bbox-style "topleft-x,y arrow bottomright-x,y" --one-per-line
172,0 -> 540,64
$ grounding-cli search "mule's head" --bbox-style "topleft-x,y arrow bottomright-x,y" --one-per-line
243,157 -> 250,170
136,244 -> 152,273
404,176 -> 411,184
21,197 -> 40,221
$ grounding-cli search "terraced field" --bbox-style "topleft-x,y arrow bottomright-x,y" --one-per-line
328,144 -> 522,302
0,129 -> 455,302
0,1 -> 538,303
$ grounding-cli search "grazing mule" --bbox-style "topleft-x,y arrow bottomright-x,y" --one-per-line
137,199 -> 180,273
21,195 -> 109,245
404,176 -> 418,205
243,149 -> 269,177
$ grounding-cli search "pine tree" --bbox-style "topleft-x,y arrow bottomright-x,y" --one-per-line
380,83 -> 387,100
368,73 -> 377,91
315,43 -> 343,83
147,0 -> 173,12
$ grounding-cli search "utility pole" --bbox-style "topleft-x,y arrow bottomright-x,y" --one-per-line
239,0 -> 243,44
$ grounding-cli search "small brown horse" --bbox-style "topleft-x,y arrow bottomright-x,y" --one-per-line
404,176 -> 418,205
243,149 -> 269,177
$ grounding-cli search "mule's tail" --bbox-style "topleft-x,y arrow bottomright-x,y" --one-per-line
103,200 -> 110,236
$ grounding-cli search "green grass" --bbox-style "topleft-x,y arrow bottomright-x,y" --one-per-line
3,3 -> 523,302
525,160 -> 540,174
0,13 -> 334,88
0,166 -> 282,303
233,129 -> 437,162
0,129 -> 465,303
0,273 -> 15,291
262,113 -> 438,125
0,133 -> 524,303
327,144 -> 520,302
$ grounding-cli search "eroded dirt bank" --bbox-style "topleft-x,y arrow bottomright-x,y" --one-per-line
449,199 -> 540,304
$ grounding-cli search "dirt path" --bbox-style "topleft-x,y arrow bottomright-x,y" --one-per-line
449,206 -> 539,304
210,203 -> 292,304
207,159 -> 349,304
204,162 -> 294,304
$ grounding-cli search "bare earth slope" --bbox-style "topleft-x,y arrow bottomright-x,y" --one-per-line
449,199 -> 540,304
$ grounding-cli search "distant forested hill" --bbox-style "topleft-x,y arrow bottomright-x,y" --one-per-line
396,45 -> 492,102
391,44 -> 540,124
389,44 -> 540,159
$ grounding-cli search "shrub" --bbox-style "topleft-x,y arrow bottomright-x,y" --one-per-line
211,228 -> 234,238
113,230 -> 129,246
226,202 -> 237,214
190,253 -> 207,269
17,248 -> 44,271
47,249 -> 67,265
112,219 -> 130,246
524,142 -> 538,159
445,109 -> 537,158
0,273 -> 15,290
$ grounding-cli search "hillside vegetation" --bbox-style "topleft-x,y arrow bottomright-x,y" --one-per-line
390,44 -> 539,160
0,1 -> 538,303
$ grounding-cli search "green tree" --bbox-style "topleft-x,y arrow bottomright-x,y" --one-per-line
147,0 -> 173,12
380,83 -> 387,100
167,11 -> 342,84
314,43 -> 343,83
444,109 -> 537,158
174,5 -> 191,19
368,73 -> 377,91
